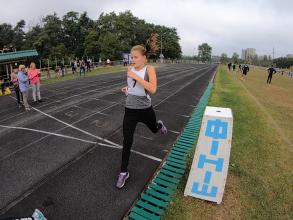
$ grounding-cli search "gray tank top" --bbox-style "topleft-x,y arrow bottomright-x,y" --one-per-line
125,66 -> 151,109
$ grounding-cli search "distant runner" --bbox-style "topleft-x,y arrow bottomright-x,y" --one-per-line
241,64 -> 250,81
267,65 -> 277,84
228,62 -> 232,71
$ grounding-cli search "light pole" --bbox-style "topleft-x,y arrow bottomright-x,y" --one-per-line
159,31 -> 164,63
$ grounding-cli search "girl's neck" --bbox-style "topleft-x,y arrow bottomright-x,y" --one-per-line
134,64 -> 146,71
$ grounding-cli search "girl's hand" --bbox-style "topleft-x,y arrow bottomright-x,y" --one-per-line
121,86 -> 128,94
127,67 -> 137,80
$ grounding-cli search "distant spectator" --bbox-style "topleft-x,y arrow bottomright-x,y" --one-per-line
123,58 -> 128,66
71,61 -> 76,74
267,65 -> 277,84
80,62 -> 86,76
238,64 -> 242,71
106,59 -> 111,66
232,64 -> 236,71
228,62 -> 232,71
18,65 -> 30,111
10,67 -> 23,108
28,62 -> 42,104
86,59 -> 91,72
60,63 -> 65,77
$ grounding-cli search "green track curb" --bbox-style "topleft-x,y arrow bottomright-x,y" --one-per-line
127,82 -> 214,220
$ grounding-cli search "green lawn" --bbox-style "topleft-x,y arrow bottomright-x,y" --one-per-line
41,65 -> 127,85
163,66 -> 292,220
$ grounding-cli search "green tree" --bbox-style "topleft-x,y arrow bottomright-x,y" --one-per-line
84,29 -> 100,59
0,23 -> 14,49
12,20 -> 26,50
231,52 -> 239,63
98,32 -> 121,60
220,53 -> 229,64
155,26 -> 181,59
23,25 -> 42,50
198,43 -> 212,63
62,11 -> 80,57
33,13 -> 64,58
0,10 -> 182,61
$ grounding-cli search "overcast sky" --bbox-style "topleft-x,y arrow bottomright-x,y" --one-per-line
1,0 -> 292,57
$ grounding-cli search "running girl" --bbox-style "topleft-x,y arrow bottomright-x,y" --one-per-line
116,45 -> 167,189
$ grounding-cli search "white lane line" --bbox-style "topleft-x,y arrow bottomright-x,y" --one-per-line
31,106 -> 122,148
168,130 -> 181,134
0,125 -> 162,162
131,149 -> 162,162
0,125 -> 97,145
154,67 -> 212,108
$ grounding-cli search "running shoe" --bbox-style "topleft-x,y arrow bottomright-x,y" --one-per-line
116,172 -> 130,189
158,120 -> 167,135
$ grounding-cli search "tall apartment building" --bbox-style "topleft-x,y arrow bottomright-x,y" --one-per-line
241,48 -> 257,60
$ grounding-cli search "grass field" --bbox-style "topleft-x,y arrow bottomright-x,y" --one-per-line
41,65 -> 128,85
163,65 -> 293,219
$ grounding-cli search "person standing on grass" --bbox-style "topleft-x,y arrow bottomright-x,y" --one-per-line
80,61 -> 86,76
10,67 -> 23,108
228,62 -> 232,71
232,64 -> 236,71
241,64 -> 250,81
86,59 -> 91,72
18,65 -> 30,111
267,65 -> 277,84
116,45 -> 167,189
71,61 -> 76,74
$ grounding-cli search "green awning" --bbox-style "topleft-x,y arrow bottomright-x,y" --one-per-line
0,49 -> 38,63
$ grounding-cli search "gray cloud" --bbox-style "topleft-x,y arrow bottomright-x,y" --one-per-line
0,0 -> 292,57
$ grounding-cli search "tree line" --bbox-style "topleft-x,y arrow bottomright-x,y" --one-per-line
0,10 -> 182,62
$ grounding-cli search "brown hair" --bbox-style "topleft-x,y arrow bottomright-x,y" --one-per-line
131,45 -> 147,57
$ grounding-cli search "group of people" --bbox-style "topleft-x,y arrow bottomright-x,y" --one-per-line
227,62 -> 250,80
227,62 -> 290,84
70,59 -> 93,76
10,62 -> 42,111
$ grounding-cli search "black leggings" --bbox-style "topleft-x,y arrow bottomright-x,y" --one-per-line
14,85 -> 23,104
267,73 -> 273,84
121,106 -> 161,172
